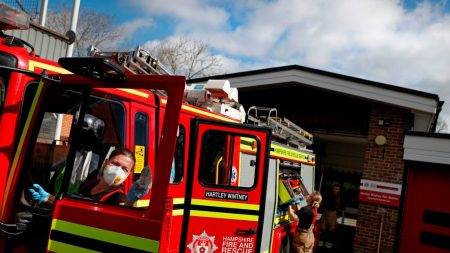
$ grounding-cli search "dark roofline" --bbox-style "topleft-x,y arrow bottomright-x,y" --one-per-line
406,131 -> 450,139
189,64 -> 440,100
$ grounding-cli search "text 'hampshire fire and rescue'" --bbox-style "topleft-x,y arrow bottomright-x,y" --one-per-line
205,190 -> 248,201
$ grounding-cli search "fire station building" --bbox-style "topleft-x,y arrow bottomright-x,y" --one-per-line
191,65 -> 450,253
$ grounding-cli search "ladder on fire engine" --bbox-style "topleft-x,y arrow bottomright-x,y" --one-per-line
247,106 -> 313,147
88,46 -> 172,75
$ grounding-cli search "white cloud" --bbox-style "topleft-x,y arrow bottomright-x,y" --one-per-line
102,18 -> 154,49
118,18 -> 155,38
128,0 -> 229,32
129,0 -> 450,130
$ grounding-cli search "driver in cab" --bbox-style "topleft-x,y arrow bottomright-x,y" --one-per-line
27,147 -> 150,206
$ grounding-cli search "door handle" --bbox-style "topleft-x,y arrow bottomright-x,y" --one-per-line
235,228 -> 256,236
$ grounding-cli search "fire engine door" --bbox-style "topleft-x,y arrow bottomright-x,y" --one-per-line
181,119 -> 271,253
0,57 -> 186,252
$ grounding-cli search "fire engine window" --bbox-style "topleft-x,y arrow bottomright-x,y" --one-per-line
200,131 -> 258,188
133,112 -> 149,176
170,125 -> 185,184
20,86 -> 83,195
87,95 -> 125,147
66,96 -> 126,194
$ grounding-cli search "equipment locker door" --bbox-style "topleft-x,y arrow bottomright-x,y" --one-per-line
181,118 -> 271,253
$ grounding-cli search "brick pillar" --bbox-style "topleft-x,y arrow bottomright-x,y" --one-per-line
353,104 -> 408,253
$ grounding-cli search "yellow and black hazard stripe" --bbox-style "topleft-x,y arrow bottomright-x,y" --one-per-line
48,219 -> 159,253
172,198 -> 185,216
135,198 -> 185,216
189,199 -> 260,221
28,60 -> 72,74
240,137 -> 315,165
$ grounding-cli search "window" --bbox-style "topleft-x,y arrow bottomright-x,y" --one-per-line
200,131 -> 259,188
21,86 -> 82,195
170,125 -> 185,184
19,85 -> 126,201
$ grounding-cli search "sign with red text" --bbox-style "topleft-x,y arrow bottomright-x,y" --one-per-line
359,179 -> 402,207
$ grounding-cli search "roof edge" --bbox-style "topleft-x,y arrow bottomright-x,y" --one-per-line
189,65 -> 440,100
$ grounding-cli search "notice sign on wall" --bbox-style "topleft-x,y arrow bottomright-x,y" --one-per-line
359,179 -> 402,207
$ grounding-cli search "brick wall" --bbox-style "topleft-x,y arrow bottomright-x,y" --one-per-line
353,104 -> 408,253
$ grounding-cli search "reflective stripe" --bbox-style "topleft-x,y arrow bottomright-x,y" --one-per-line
192,198 -> 259,211
160,99 -> 238,123
136,198 -> 185,214
173,198 -> 185,204
49,219 -> 159,252
117,88 -> 149,98
190,199 -> 259,221
0,80 -> 44,219
190,210 -> 259,221
48,240 -> 100,253
136,199 -> 150,207
29,60 -> 71,74
270,143 -> 314,164
173,209 -> 184,216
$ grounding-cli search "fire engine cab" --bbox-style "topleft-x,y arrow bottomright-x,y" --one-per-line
0,5 -> 315,253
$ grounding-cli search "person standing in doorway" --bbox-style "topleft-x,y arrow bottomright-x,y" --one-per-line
289,191 -> 322,253
318,183 -> 344,252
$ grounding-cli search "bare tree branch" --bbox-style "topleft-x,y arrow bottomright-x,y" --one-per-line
146,38 -> 224,79
435,118 -> 448,133
46,3 -> 122,56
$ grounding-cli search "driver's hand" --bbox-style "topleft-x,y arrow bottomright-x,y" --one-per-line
126,180 -> 149,203
27,184 -> 49,204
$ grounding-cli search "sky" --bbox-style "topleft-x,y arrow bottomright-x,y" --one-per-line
49,0 -> 450,131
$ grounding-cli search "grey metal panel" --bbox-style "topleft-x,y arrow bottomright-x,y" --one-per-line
41,33 -> 49,59
34,30 -> 43,57
4,24 -> 68,61
300,164 -> 315,194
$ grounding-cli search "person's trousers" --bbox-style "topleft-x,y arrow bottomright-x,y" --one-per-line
319,210 -> 338,232
292,227 -> 315,253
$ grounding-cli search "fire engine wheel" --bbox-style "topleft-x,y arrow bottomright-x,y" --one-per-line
279,234 -> 291,253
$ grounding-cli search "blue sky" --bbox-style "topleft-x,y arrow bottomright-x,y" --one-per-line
48,0 -> 450,129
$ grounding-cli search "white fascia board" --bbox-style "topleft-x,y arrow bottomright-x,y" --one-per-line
403,134 -> 450,165
226,69 -> 438,114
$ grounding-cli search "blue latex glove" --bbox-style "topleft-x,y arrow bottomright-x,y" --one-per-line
290,198 -> 301,205
126,181 -> 149,203
28,184 -> 49,204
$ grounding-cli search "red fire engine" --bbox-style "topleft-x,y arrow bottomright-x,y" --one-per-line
0,5 -> 315,253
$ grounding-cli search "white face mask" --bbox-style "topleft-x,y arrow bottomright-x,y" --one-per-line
103,165 -> 128,186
